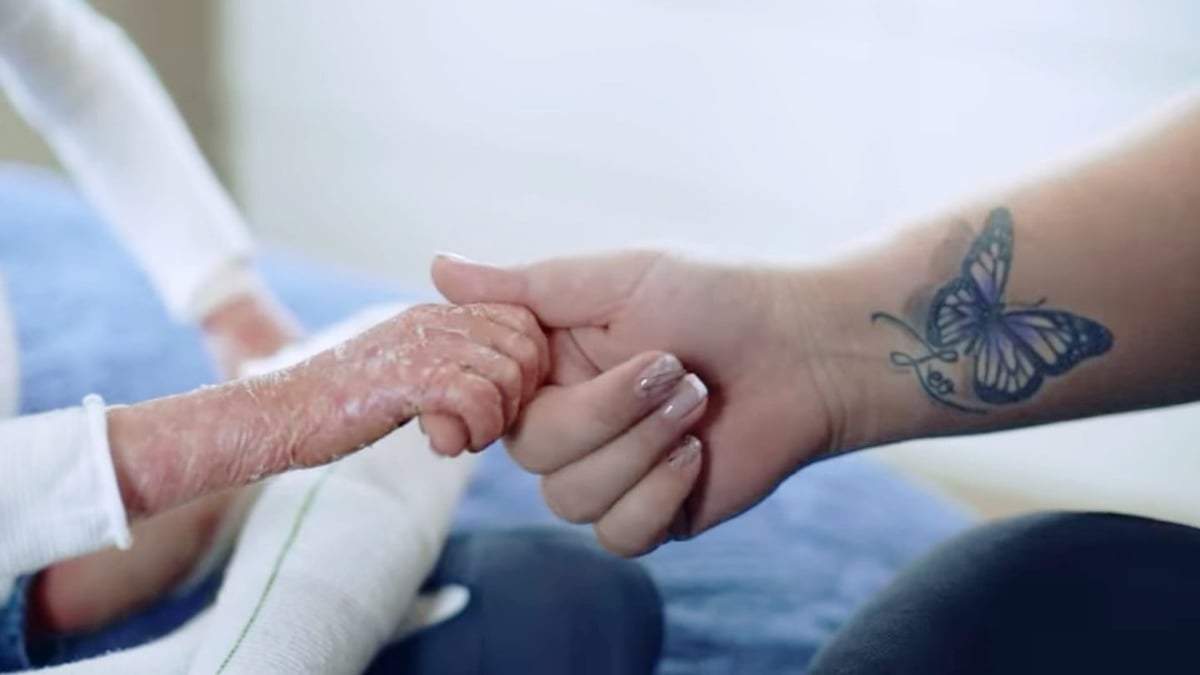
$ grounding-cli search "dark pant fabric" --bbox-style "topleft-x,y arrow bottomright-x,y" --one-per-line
368,528 -> 663,675
809,512 -> 1200,675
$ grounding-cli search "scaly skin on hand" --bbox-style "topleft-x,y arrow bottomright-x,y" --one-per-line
32,302 -> 545,634
111,303 -> 545,520
32,291 -> 303,634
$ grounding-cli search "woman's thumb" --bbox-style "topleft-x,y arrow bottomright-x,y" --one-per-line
431,251 -> 654,328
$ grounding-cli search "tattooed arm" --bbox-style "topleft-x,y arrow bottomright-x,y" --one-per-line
815,95 -> 1200,449
432,93 -> 1200,548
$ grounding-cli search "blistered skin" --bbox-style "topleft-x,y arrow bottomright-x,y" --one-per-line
108,303 -> 547,519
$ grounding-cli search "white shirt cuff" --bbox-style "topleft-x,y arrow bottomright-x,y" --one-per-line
0,395 -> 131,580
187,260 -> 267,323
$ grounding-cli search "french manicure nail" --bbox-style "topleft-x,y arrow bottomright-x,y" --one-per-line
635,354 -> 684,399
662,374 -> 707,420
667,435 -> 702,469
434,251 -> 475,263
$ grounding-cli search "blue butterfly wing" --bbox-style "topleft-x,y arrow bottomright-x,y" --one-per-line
962,208 -> 1014,306
974,309 -> 1113,404
1000,309 -> 1114,375
927,209 -> 1014,348
927,209 -> 1109,406
972,321 -> 1044,404
927,277 -> 986,348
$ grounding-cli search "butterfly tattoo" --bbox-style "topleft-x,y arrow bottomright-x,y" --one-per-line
871,208 -> 1113,414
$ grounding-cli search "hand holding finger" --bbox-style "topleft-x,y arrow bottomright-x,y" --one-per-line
504,351 -> 691,474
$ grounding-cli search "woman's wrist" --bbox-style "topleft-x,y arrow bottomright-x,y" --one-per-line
782,208 -> 1117,453
770,236 -> 955,454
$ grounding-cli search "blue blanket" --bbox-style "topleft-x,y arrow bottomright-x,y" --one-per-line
0,165 -> 970,673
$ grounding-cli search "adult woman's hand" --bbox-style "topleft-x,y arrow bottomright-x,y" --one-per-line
432,253 -> 841,550
432,95 -> 1200,556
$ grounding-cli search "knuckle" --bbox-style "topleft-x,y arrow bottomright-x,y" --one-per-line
502,330 -> 534,358
509,305 -> 541,333
406,302 -> 445,319
509,441 -> 561,475
423,361 -> 458,395
581,396 -> 633,435
474,383 -> 506,422
541,477 -> 599,525
594,521 -> 649,559
497,356 -> 522,387
491,301 -> 530,320
452,372 -> 501,416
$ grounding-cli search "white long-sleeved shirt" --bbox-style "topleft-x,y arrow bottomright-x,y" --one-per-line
0,0 -> 260,584
0,0 -> 255,321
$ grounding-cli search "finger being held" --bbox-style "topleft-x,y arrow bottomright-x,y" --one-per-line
420,413 -> 469,457
504,351 -> 693,475
539,373 -> 709,524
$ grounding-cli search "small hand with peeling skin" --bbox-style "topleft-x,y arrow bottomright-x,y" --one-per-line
34,288 -> 305,634
36,302 -> 544,634
34,300 -> 543,635
107,301 -> 547,520
286,302 -> 550,461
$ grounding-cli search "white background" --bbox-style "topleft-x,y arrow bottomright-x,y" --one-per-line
219,0 -> 1200,522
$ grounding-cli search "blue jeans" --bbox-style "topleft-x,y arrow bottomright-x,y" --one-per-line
809,512 -> 1200,675
2,528 -> 662,674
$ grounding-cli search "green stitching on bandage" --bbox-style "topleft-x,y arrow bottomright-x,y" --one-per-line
215,469 -> 333,673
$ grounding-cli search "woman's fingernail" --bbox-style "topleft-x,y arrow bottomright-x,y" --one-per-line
635,354 -> 684,399
434,251 -> 477,264
667,435 -> 702,470
662,374 -> 707,420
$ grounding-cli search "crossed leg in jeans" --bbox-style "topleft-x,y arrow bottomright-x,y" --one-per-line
809,512 -> 1200,675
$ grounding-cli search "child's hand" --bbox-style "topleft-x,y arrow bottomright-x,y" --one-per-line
104,302 -> 548,526
286,302 -> 549,463
415,301 -> 551,455
34,288 -> 303,634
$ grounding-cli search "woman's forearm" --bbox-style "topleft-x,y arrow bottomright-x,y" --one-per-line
804,94 -> 1200,449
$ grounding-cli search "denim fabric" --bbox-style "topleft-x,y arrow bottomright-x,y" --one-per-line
810,513 -> 1200,675
1,530 -> 661,674
0,569 -> 223,672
